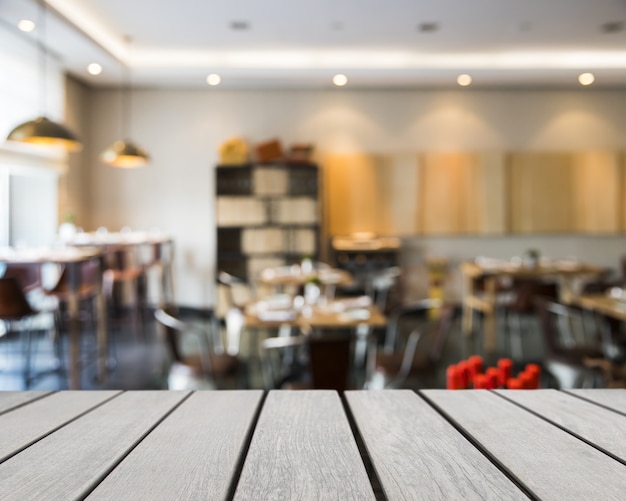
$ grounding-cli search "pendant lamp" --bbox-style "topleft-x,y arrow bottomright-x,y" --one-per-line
6,0 -> 82,152
100,38 -> 150,168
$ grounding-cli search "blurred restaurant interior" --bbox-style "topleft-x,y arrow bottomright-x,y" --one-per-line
1,0 -> 626,392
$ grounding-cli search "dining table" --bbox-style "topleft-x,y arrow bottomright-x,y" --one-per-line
0,388 -> 624,499
0,246 -> 107,389
460,258 -> 606,354
66,230 -> 175,306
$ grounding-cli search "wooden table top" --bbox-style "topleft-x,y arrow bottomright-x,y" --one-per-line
1,389 -> 625,500
576,294 -> 626,321
461,259 -> 606,279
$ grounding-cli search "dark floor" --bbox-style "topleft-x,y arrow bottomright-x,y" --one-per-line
0,304 -> 560,392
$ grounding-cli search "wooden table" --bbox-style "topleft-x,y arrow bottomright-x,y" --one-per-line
461,260 -> 606,353
67,231 -> 175,305
576,294 -> 626,322
0,389 -> 624,499
0,247 -> 107,389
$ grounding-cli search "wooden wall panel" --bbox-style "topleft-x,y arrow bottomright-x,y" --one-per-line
572,151 -> 620,233
508,153 -> 576,233
418,152 -> 505,234
508,151 -> 620,234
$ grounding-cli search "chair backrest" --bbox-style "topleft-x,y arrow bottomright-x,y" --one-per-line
0,277 -> 36,320
1,264 -> 41,293
535,297 -> 591,355
154,307 -> 215,370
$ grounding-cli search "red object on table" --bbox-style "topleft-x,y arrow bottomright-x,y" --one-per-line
507,378 -> 522,390
446,365 -> 463,389
519,371 -> 534,389
486,368 -> 500,389
457,361 -> 471,388
474,374 -> 489,389
468,355 -> 483,380
525,363 -> 541,389
497,358 -> 513,387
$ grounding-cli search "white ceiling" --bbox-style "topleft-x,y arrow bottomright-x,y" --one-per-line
2,0 -> 626,89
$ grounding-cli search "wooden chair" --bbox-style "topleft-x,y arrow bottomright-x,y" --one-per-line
535,298 -> 604,389
366,300 -> 456,389
154,307 -> 243,390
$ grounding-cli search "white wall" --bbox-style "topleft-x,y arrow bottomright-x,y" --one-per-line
80,87 -> 626,308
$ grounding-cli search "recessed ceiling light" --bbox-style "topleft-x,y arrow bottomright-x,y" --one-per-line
457,74 -> 472,86
578,72 -> 595,86
230,21 -> 249,31
87,63 -> 102,75
206,73 -> 221,86
418,22 -> 439,33
332,74 -> 348,86
18,19 -> 35,32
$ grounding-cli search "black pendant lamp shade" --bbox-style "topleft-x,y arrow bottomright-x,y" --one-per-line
7,116 -> 82,152
100,139 -> 149,168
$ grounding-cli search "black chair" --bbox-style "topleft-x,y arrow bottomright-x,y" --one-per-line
367,300 -> 456,389
154,307 -> 244,389
535,297 -> 604,389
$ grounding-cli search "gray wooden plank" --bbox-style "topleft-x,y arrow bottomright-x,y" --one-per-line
496,389 -> 626,462
423,390 -> 626,501
0,390 -> 120,462
88,390 -> 263,501
0,390 -> 189,501
346,390 -> 527,500
566,388 -> 626,415
0,391 -> 51,414
234,390 -> 375,500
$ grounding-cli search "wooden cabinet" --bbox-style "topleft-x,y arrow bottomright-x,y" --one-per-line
215,163 -> 320,282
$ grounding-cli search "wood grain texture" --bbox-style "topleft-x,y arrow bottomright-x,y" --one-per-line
423,390 -> 626,500
496,389 -> 626,461
566,388 -> 626,414
89,391 -> 263,501
0,391 -> 188,500
234,390 -> 375,500
345,390 -> 526,500
0,391 -> 51,415
0,390 -> 119,462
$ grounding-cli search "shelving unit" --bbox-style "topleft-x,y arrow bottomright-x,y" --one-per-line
215,162 -> 320,283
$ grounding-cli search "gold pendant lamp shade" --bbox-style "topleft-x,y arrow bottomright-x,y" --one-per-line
100,139 -> 149,168
5,1 -> 82,153
7,116 -> 82,152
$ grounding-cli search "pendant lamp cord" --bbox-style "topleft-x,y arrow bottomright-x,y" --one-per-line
38,0 -> 47,117
122,35 -> 133,140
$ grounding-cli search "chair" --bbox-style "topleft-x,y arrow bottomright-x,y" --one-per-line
217,271 -> 250,355
501,279 -> 559,360
535,298 -> 604,389
0,277 -> 42,386
154,307 -> 243,390
103,247 -> 146,336
261,331 -> 361,392
366,300 -> 456,389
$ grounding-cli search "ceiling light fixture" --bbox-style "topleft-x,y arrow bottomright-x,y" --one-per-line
578,72 -> 595,86
100,37 -> 150,168
7,1 -> 81,152
18,19 -> 35,32
333,74 -> 348,86
87,63 -> 102,75
457,74 -> 472,86
206,73 -> 221,86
